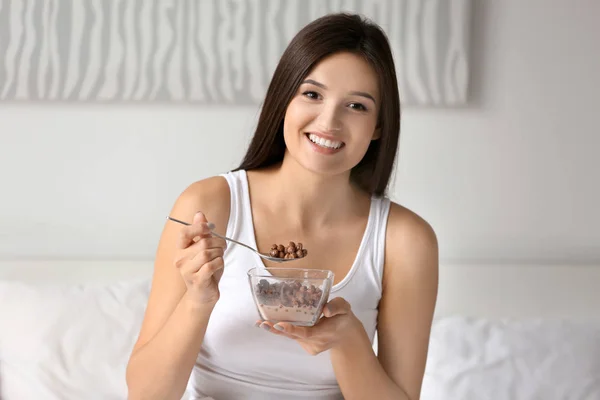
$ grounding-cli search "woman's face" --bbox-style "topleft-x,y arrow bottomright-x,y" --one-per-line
283,51 -> 380,177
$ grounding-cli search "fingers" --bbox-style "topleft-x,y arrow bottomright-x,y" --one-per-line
178,247 -> 224,275
172,211 -> 228,283
197,256 -> 225,277
176,212 -> 213,249
193,210 -> 208,225
257,321 -> 296,339
180,253 -> 225,286
322,297 -> 351,318
177,225 -> 212,249
267,298 -> 352,338
174,236 -> 226,267
194,236 -> 227,251
256,320 -> 301,336
190,247 -> 225,265
272,322 -> 314,339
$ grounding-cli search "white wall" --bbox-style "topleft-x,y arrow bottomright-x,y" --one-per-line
1,0 -> 599,264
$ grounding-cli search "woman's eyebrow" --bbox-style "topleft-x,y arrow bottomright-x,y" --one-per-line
301,79 -> 376,104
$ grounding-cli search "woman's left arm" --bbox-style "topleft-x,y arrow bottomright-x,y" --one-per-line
330,205 -> 439,399
260,205 -> 438,400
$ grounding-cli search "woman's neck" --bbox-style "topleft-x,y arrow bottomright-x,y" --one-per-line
248,155 -> 369,229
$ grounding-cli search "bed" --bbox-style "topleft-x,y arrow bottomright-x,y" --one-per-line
1,260 -> 599,399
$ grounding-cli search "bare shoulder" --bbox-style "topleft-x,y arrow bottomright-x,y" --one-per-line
383,201 -> 439,287
169,175 -> 231,234
129,175 -> 231,354
376,202 -> 439,398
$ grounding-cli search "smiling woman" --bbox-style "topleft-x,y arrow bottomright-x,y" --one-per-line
282,52 -> 383,177
236,15 -> 401,195
126,13 -> 438,400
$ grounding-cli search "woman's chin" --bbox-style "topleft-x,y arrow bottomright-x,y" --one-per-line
295,157 -> 353,178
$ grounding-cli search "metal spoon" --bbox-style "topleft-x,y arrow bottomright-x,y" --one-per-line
166,216 -> 303,263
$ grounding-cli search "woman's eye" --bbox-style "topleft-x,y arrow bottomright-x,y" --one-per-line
349,102 -> 367,111
302,91 -> 320,100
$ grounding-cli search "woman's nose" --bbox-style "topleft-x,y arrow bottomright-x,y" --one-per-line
315,104 -> 342,133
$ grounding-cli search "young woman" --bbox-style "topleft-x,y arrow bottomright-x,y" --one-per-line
126,13 -> 438,400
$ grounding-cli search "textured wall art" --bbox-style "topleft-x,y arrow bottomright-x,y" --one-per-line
0,0 -> 471,106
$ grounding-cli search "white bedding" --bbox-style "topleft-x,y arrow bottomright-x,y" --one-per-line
421,317 -> 600,400
0,279 -> 150,399
1,271 -> 599,399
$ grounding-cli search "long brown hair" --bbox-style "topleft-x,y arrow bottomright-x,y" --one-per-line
235,13 -> 400,197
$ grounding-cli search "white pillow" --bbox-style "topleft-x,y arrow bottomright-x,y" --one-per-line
4,280 -> 599,400
422,316 -> 600,400
0,278 -> 150,400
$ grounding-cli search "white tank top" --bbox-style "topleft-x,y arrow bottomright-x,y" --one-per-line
186,169 -> 391,400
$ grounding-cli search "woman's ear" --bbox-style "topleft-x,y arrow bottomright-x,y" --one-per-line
371,128 -> 381,140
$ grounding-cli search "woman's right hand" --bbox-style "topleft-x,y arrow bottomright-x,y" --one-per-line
175,211 -> 227,307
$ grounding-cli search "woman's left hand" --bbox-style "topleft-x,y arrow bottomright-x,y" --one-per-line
257,297 -> 361,355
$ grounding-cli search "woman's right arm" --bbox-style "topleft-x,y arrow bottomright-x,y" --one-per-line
125,177 -> 230,400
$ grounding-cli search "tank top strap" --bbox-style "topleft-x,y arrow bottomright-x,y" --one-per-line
220,169 -> 253,243
366,196 -> 391,291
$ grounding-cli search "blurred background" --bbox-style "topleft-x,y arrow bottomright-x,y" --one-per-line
0,0 -> 598,265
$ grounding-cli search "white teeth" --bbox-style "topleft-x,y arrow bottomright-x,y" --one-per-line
308,133 -> 342,149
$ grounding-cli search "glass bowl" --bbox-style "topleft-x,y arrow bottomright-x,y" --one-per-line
247,267 -> 335,327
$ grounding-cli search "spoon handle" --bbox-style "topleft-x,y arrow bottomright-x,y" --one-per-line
167,216 -> 260,255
